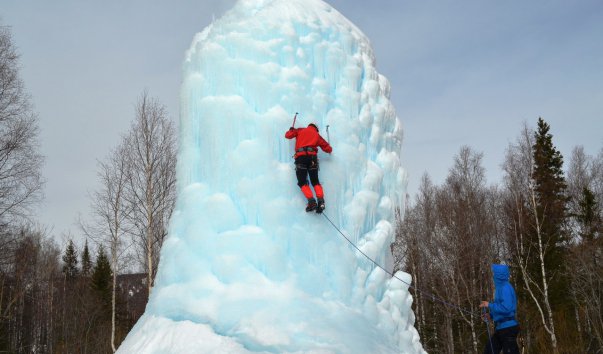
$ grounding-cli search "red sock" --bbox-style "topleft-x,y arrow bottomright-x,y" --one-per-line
314,184 -> 324,198
301,185 -> 314,199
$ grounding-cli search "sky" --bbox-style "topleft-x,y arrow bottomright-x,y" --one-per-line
2,0 -> 602,246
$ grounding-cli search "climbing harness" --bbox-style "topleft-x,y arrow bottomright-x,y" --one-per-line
296,146 -> 316,153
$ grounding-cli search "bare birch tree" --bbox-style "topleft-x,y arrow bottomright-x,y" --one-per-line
567,147 -> 592,199
438,146 -> 496,353
0,227 -> 60,352
123,91 -> 176,294
591,148 -> 603,209
85,142 -> 132,352
0,25 -> 44,225
395,174 -> 442,352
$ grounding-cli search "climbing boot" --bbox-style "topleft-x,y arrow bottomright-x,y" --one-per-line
316,198 -> 325,214
305,198 -> 317,212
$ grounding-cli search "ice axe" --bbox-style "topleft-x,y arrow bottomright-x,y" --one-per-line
326,125 -> 330,143
291,112 -> 299,128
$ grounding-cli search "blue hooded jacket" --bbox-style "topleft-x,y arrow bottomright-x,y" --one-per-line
488,264 -> 519,330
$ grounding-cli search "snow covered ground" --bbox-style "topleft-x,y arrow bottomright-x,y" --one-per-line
117,0 -> 425,352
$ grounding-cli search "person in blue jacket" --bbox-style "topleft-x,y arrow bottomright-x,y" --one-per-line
479,264 -> 520,354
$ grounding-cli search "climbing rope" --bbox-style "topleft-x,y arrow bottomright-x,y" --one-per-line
321,211 -> 479,318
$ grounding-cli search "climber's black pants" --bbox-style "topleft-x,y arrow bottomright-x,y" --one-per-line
483,325 -> 520,354
295,155 -> 319,187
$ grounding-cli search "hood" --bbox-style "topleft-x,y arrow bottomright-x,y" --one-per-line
492,264 -> 510,285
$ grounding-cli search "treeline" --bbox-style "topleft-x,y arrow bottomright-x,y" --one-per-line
1,231 -> 146,353
394,119 -> 603,353
0,24 -> 176,353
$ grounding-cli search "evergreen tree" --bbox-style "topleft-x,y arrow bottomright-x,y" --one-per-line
62,240 -> 79,279
576,187 -> 602,242
531,117 -> 570,307
91,246 -> 112,310
571,186 -> 603,349
81,239 -> 93,277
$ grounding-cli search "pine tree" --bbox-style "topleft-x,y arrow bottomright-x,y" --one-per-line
531,117 -> 570,307
570,186 -> 603,349
91,246 -> 112,310
62,240 -> 79,279
576,187 -> 602,242
81,240 -> 93,277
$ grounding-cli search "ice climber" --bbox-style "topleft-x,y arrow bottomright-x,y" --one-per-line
285,122 -> 332,213
480,264 -> 520,354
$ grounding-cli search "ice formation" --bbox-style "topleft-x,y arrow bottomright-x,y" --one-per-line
117,0 -> 424,352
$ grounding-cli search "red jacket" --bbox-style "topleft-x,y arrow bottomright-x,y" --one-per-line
285,125 -> 332,158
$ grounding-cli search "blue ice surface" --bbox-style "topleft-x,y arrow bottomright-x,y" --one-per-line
117,1 -> 425,353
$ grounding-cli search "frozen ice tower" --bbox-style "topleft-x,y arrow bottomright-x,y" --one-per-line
117,0 -> 425,353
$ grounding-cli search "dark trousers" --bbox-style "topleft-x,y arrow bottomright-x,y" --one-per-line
483,325 -> 520,354
295,155 -> 319,187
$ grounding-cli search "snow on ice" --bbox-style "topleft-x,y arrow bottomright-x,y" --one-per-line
117,0 -> 425,353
